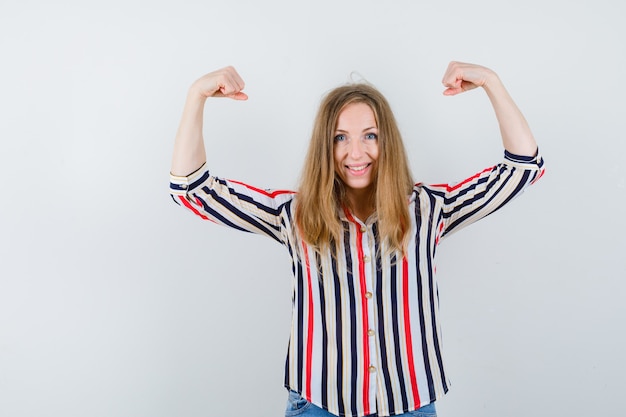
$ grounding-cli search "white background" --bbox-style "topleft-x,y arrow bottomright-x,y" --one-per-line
1,1 -> 624,416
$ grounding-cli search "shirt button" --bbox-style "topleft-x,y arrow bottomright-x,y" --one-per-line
180,184 -> 188,190
363,255 -> 370,262
360,226 -> 367,233
369,366 -> 376,373
368,329 -> 375,336
365,292 -> 372,299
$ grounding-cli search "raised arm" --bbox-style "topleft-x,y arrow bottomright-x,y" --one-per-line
170,66 -> 248,176
441,61 -> 538,157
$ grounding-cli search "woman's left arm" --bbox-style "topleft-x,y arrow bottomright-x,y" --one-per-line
441,61 -> 538,157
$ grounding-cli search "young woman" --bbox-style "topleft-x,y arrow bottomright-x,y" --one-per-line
169,62 -> 544,417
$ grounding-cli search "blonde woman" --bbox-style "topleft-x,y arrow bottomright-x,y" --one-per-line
169,62 -> 544,417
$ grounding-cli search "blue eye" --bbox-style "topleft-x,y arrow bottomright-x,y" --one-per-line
334,134 -> 346,142
365,133 -> 378,140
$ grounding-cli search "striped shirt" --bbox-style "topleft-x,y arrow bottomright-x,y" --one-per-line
169,150 -> 544,417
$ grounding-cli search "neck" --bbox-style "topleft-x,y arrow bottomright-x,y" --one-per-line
345,187 -> 376,221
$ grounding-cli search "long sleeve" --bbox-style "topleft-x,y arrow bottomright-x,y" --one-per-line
169,164 -> 296,244
421,150 -> 545,240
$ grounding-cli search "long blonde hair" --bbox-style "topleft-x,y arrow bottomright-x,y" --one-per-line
295,82 -> 414,254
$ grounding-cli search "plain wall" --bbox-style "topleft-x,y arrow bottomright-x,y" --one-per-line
1,0 -> 624,416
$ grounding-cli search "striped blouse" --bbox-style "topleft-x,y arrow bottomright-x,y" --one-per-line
169,150 -> 544,417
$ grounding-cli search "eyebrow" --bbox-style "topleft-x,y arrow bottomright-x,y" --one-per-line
334,127 -> 378,133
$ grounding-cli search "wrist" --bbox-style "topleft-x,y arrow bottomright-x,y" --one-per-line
185,86 -> 210,108
482,71 -> 504,94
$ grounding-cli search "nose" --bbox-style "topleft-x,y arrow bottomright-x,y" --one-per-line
348,138 -> 364,159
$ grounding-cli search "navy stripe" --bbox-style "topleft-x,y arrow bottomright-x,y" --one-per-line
415,194 -> 435,398
330,240 -> 346,417
390,254 -> 409,410
442,174 -> 491,206
284,205 -> 295,390
284,341 -> 291,388
284,203 -> 297,277
343,222 -> 359,412
215,178 -> 283,217
296,259 -> 305,392
505,149 -> 537,163
194,193 -> 253,233
201,186 -> 282,243
188,169 -> 211,190
498,169 -> 531,207
207,184 -> 282,233
425,192 -> 446,397
443,167 -> 516,236
316,251 -> 329,409
373,224 -> 396,412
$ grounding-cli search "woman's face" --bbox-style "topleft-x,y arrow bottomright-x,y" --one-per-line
333,102 -> 379,197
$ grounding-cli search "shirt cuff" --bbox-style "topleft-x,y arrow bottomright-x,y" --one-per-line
169,163 -> 209,196
504,149 -> 543,169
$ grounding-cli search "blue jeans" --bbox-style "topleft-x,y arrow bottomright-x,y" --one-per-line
285,390 -> 437,417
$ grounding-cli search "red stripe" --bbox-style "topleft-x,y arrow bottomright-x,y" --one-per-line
344,209 -> 370,414
430,166 -> 494,192
435,221 -> 444,246
228,179 -> 295,198
303,244 -> 314,401
402,257 -> 420,407
530,167 -> 545,184
178,195 -> 210,221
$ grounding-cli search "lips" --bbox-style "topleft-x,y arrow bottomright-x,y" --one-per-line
346,163 -> 371,175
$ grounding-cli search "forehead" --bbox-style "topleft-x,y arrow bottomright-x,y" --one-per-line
336,102 -> 377,128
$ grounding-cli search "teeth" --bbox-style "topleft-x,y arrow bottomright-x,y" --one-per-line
349,164 -> 368,171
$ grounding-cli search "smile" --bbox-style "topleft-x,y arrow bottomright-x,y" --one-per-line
346,163 -> 371,172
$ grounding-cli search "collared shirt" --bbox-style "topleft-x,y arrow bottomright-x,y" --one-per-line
169,151 -> 544,417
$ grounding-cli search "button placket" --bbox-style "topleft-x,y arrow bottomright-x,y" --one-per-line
359,222 -> 379,405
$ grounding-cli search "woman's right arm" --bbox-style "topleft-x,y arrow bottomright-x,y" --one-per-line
170,66 -> 248,176
169,67 -> 295,244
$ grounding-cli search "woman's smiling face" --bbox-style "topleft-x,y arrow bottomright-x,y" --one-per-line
333,102 -> 379,197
